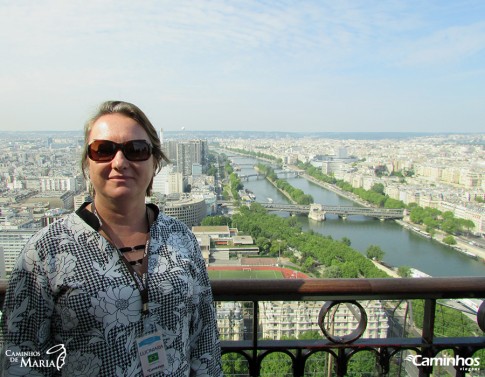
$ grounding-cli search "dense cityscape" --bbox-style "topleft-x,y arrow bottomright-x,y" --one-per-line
1,131 -> 484,264
1,130 -> 484,275
0,130 -> 484,376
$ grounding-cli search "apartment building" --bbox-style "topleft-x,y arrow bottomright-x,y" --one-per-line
0,228 -> 37,276
40,176 -> 77,192
216,302 -> 245,341
217,300 -> 389,342
259,300 -> 389,340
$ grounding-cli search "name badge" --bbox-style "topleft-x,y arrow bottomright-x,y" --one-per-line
136,331 -> 168,376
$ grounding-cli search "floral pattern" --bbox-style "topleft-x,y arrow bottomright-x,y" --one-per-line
58,307 -> 79,332
1,204 -> 223,376
63,351 -> 102,376
89,285 -> 142,328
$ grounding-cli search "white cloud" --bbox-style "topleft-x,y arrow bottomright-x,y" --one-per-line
0,0 -> 484,132
398,22 -> 485,66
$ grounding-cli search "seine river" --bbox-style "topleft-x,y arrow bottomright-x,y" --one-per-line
230,155 -> 485,277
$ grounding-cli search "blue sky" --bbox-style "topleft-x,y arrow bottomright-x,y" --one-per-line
1,0 -> 484,133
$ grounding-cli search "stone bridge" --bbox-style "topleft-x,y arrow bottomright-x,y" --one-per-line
259,203 -> 404,221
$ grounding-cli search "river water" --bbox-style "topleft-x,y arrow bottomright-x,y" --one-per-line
230,155 -> 485,277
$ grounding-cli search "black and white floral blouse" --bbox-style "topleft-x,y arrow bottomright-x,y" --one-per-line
1,203 -> 223,376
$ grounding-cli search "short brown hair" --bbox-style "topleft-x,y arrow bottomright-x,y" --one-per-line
81,100 -> 169,196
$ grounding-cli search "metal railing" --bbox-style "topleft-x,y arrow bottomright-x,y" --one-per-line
1,277 -> 484,376
211,277 -> 485,377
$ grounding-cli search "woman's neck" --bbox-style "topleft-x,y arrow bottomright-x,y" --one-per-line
92,198 -> 148,234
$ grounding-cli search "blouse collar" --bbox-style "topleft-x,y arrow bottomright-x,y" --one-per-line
75,201 -> 160,231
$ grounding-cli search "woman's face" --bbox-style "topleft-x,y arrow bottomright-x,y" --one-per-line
87,113 -> 155,203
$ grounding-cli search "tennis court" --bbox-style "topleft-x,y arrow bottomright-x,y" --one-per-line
208,269 -> 284,280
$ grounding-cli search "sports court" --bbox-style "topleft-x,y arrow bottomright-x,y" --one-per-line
208,268 -> 284,280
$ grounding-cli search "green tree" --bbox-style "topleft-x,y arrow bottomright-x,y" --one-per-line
256,237 -> 271,253
222,353 -> 248,376
409,206 -> 426,224
384,198 -> 406,209
397,266 -> 412,277
341,237 -> 351,246
371,183 -> 385,195
260,352 -> 292,376
366,245 -> 385,261
324,265 -> 343,278
301,256 -> 316,272
459,219 -> 475,234
442,235 -> 457,245
304,352 -> 330,376
441,219 -> 456,234
347,351 -> 378,376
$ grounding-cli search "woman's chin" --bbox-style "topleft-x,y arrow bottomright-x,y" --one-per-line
99,187 -> 146,202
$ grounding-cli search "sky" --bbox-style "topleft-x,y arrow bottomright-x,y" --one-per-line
1,0 -> 485,133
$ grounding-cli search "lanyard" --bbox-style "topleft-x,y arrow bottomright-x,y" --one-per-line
91,201 -> 151,315
115,238 -> 151,315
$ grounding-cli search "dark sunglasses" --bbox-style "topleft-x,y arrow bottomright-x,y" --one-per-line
87,139 -> 153,162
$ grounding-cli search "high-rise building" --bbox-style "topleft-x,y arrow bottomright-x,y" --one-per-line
0,246 -> 6,279
0,229 -> 38,274
336,147 -> 348,159
176,142 -> 197,176
164,140 -> 209,177
153,166 -> 185,195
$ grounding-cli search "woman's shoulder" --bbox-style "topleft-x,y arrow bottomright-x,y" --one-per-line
27,211 -> 87,248
155,212 -> 192,232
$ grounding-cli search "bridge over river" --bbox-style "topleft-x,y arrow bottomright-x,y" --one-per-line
238,170 -> 304,181
258,202 -> 405,221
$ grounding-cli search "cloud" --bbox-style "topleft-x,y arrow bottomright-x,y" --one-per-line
397,21 -> 485,66
1,0 -> 484,132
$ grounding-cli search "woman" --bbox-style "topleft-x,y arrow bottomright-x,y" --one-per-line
1,101 -> 223,376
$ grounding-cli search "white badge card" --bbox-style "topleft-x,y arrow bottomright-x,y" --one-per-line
136,331 -> 168,376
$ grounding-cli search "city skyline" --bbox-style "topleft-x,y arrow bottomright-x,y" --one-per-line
1,1 -> 485,133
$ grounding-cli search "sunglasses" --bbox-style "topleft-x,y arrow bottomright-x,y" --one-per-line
87,139 -> 153,162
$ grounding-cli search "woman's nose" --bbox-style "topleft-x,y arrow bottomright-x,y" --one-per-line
112,149 -> 128,169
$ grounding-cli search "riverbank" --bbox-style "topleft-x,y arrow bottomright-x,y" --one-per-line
286,164 -> 371,207
396,219 -> 485,263
254,166 -> 298,204
371,261 -> 400,278
289,165 -> 485,265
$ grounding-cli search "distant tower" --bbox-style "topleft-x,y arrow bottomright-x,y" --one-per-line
336,147 -> 348,159
159,128 -> 164,144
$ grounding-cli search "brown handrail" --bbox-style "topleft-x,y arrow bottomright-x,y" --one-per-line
1,276 -> 484,303
210,276 -> 485,301
2,277 -> 484,297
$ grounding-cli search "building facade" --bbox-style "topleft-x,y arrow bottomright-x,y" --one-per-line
162,195 -> 207,228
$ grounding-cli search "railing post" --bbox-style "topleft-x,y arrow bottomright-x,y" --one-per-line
251,300 -> 259,377
419,298 -> 436,377
293,349 -> 304,377
335,348 -> 348,377
377,347 -> 391,376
